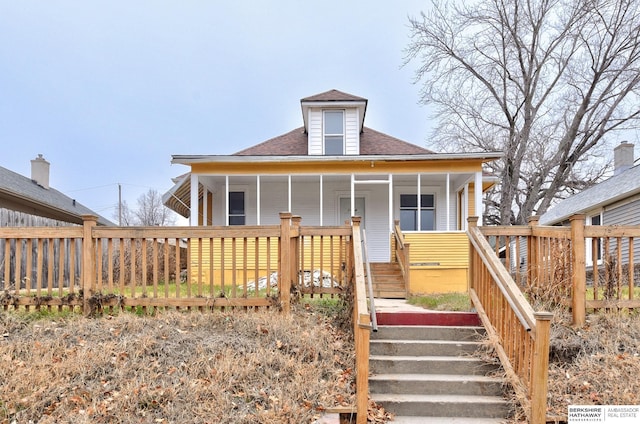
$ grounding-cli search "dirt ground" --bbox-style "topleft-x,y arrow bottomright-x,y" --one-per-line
2,303 -> 638,424
0,304 -> 356,424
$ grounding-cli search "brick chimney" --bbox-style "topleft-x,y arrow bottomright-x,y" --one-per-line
613,142 -> 635,175
31,154 -> 50,189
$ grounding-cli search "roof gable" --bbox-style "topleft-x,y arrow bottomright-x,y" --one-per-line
301,89 -> 368,102
234,126 -> 433,156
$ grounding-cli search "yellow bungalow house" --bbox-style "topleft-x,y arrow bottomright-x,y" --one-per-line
163,90 -> 500,295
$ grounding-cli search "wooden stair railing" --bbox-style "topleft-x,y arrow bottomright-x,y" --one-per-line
392,220 -> 410,297
467,218 -> 552,424
351,217 -> 371,424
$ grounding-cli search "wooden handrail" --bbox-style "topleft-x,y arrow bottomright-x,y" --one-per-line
392,220 -> 410,296
351,217 -> 371,424
468,223 -> 552,424
468,226 -> 536,331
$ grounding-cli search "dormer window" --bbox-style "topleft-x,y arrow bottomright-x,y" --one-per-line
323,110 -> 345,155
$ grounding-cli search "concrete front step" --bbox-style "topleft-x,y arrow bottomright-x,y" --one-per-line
370,338 -> 482,356
369,323 -> 509,421
372,325 -> 485,341
376,311 -> 482,326
370,354 -> 499,375
369,373 -> 504,396
370,393 -> 510,418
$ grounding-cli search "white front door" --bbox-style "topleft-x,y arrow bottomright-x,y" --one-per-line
339,197 -> 366,227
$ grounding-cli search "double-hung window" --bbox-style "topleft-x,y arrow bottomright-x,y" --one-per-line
228,191 -> 245,225
323,110 -> 344,155
400,194 -> 435,231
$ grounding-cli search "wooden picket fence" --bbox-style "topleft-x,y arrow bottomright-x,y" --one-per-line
0,212 -> 373,423
0,213 -> 355,315
479,214 -> 640,325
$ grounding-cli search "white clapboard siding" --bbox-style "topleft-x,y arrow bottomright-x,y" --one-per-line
345,108 -> 359,155
307,109 -> 323,155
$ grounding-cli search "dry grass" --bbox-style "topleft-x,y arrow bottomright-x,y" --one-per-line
545,309 -> 640,418
0,305 -> 355,424
499,308 -> 640,422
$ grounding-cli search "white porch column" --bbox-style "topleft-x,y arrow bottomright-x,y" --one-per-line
475,171 -> 483,226
256,175 -> 261,225
388,174 -> 393,233
202,188 -> 208,226
351,173 -> 355,223
190,173 -> 198,226
463,183 -> 469,231
319,175 -> 324,226
446,173 -> 450,231
288,175 -> 292,212
417,174 -> 421,231
225,175 -> 229,226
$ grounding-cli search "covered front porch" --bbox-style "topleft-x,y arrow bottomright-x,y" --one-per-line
166,170 -> 487,266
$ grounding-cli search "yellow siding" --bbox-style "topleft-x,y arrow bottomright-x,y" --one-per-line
404,232 -> 469,268
188,237 -> 279,283
401,232 -> 470,294
188,235 -> 349,285
191,159 -> 485,175
410,269 -> 468,293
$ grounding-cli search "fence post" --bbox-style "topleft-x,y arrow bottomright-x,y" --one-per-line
531,311 -> 553,424
528,216 -> 540,291
570,214 -> 586,326
82,215 -> 98,316
291,215 -> 301,297
279,212 -> 292,314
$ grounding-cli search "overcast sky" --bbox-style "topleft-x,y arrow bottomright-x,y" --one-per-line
0,1 -> 436,221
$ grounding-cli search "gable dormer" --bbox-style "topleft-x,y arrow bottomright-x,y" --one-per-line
300,90 -> 368,155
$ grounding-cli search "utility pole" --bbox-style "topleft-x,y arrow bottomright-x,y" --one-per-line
118,183 -> 122,226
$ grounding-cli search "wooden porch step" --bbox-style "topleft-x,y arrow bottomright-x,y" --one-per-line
369,262 -> 406,299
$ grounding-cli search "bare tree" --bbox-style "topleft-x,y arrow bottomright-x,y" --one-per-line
114,200 -> 136,226
406,0 -> 640,224
113,189 -> 177,226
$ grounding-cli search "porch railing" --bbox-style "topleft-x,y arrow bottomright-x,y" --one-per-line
392,220 -> 410,296
467,218 -> 552,424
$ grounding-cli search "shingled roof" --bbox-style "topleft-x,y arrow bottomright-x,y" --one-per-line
0,165 -> 112,226
300,89 -> 367,103
540,163 -> 640,225
234,126 -> 433,156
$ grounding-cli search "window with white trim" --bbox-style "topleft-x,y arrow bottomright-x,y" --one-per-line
587,213 -> 602,264
400,194 -> 435,231
228,191 -> 245,225
323,110 -> 344,155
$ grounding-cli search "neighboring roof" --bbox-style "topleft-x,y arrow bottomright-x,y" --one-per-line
300,89 -> 367,102
0,165 -> 113,226
540,164 -> 640,225
234,126 -> 433,156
